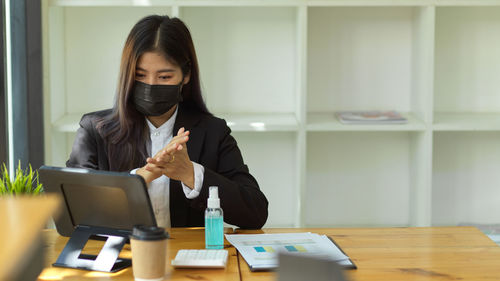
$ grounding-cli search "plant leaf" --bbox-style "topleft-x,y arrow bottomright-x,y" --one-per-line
26,164 -> 33,193
2,163 -> 11,194
0,161 -> 44,195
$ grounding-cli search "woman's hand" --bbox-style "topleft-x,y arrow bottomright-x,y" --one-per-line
139,128 -> 195,188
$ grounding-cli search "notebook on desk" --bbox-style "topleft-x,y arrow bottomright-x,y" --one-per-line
225,232 -> 356,271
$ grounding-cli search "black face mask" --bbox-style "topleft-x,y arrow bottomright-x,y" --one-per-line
132,80 -> 183,116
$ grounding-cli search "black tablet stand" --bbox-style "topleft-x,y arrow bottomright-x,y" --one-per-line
53,225 -> 131,272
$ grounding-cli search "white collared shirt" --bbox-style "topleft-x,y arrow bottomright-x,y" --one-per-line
132,107 -> 204,228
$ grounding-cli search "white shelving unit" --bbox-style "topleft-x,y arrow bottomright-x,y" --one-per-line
42,0 -> 500,228
433,5 -> 500,227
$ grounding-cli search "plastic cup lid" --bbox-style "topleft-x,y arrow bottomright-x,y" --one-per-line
130,225 -> 169,241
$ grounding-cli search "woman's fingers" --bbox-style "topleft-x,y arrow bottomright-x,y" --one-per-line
152,137 -> 186,160
177,127 -> 185,136
144,163 -> 163,174
148,157 -> 164,165
151,145 -> 186,169
170,133 -> 189,145
156,129 -> 189,156
152,129 -> 189,157
162,135 -> 188,154
156,150 -> 169,162
171,129 -> 190,143
147,156 -> 171,170
165,142 -> 186,156
166,138 -> 189,154
148,128 -> 190,169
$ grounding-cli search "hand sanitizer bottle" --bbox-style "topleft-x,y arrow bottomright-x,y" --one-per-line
205,186 -> 224,249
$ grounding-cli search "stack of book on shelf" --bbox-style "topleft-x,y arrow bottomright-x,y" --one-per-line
336,111 -> 407,124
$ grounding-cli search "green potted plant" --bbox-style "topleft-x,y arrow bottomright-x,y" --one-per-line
0,161 -> 43,195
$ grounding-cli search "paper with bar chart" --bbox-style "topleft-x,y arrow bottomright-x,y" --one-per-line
225,232 -> 355,271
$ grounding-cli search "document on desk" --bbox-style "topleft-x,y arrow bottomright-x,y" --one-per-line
225,232 -> 356,271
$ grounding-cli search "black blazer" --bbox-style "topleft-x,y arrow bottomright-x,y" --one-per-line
66,105 -> 268,229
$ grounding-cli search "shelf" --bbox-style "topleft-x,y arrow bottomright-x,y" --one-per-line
43,1 -> 500,228
49,0 -> 500,7
433,112 -> 500,131
53,113 -> 83,132
183,7 -> 297,114
53,112 -> 299,133
234,133 -> 298,227
215,112 -> 299,132
175,0 -> 302,6
48,0 -> 174,6
308,0 -> 434,6
307,112 -> 426,131
436,0 -> 500,6
48,0 -> 302,7
307,6 -> 424,114
432,132 -> 500,225
434,7 -> 500,113
305,131 -> 413,226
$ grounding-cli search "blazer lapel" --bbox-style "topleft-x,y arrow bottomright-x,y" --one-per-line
173,104 -> 205,163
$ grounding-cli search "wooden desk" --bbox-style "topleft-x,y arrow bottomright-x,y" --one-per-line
0,195 -> 61,281
38,227 -> 500,281
38,228 -> 239,281
237,227 -> 500,281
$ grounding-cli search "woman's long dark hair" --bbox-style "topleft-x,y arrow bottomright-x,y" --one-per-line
97,15 -> 210,171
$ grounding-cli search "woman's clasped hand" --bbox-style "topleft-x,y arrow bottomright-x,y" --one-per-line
140,127 -> 195,188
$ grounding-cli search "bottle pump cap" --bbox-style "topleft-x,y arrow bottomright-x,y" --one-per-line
207,186 -> 220,208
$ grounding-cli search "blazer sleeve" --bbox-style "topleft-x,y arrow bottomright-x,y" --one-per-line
191,122 -> 269,229
66,114 -> 99,170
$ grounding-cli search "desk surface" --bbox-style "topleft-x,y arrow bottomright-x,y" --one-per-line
38,227 -> 500,281
237,227 -> 500,281
39,227 -> 239,281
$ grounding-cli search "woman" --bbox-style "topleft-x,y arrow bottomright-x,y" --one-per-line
66,15 -> 268,229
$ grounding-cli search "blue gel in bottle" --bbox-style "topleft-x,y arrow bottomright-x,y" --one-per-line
205,186 -> 224,249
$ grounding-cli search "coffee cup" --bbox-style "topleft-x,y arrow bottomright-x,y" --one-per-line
130,225 -> 169,281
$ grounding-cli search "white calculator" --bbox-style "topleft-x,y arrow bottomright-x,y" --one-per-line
171,249 -> 228,268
